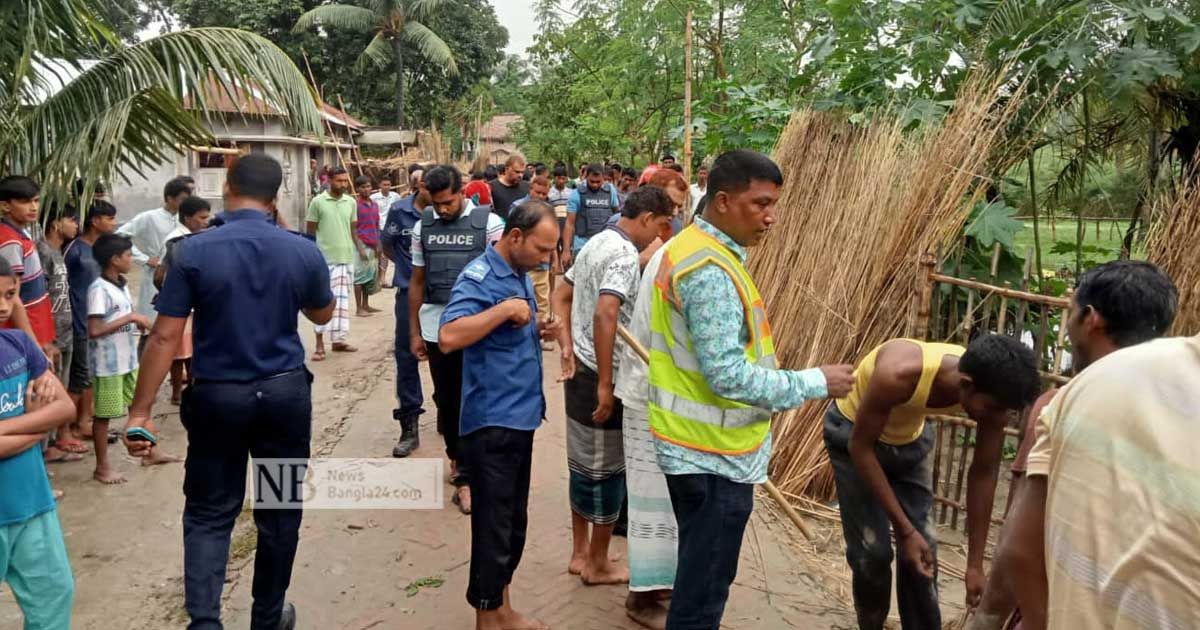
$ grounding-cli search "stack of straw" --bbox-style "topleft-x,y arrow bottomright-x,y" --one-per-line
1147,187 -> 1200,335
752,73 -> 1029,500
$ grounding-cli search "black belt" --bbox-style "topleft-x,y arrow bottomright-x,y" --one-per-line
192,367 -> 306,386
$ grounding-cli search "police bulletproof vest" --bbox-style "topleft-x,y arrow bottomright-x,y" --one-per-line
420,204 -> 491,304
576,184 -> 617,239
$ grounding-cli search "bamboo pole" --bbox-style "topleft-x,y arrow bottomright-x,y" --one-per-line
615,323 -> 814,541
929,273 -> 1070,308
683,7 -> 694,184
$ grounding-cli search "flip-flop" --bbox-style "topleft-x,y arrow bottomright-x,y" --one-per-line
331,344 -> 358,353
56,440 -> 90,454
310,350 -> 327,362
45,451 -> 84,464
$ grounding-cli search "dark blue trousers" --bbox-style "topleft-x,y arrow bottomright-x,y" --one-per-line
180,369 -> 312,630
664,473 -> 754,630
823,406 -> 940,630
393,288 -> 424,418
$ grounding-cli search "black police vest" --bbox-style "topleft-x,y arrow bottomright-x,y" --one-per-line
420,204 -> 491,304
575,184 -> 616,239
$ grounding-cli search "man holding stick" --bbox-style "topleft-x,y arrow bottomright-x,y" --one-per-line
641,150 -> 854,629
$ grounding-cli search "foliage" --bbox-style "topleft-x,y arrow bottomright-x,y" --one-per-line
1,0 -> 320,207
673,82 -> 792,157
965,200 -> 1024,250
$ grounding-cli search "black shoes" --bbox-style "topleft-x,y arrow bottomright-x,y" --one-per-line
392,412 -> 420,458
278,602 -> 296,630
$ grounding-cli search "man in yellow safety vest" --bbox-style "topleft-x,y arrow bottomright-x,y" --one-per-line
641,149 -> 855,629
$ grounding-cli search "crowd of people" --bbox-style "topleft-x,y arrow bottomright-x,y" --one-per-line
0,143 -> 1195,630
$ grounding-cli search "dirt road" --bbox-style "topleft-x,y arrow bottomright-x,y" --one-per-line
2,285 -> 854,629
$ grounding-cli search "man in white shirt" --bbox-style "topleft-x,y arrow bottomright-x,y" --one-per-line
370,176 -> 404,231
117,176 -> 190,330
689,165 -> 708,214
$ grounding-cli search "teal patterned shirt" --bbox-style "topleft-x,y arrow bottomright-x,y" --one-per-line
655,217 -> 828,484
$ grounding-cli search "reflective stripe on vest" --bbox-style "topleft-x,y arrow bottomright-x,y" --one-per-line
647,224 -> 776,456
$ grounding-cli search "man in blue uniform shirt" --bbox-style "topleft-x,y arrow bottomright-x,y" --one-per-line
126,154 -> 334,630
438,200 -> 562,630
381,171 -> 427,457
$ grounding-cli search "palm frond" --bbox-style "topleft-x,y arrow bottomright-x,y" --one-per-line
356,32 -> 393,72
16,27 -> 320,204
293,4 -> 379,34
402,19 -> 457,75
1,0 -> 116,102
408,0 -> 451,21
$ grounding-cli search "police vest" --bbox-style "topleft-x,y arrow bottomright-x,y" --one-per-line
420,204 -> 491,304
575,184 -> 617,239
647,224 -> 777,457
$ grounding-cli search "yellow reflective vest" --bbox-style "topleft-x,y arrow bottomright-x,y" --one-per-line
647,224 -> 777,456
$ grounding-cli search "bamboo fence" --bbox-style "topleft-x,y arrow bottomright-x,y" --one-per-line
752,72 -> 1031,501
1147,184 -> 1200,335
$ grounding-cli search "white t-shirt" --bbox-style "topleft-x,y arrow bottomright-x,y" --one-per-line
409,201 -> 504,342
614,246 -> 666,410
86,277 -> 139,377
371,191 -> 403,230
690,183 -> 706,213
564,226 -> 640,372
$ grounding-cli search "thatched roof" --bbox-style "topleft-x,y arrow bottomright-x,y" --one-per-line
480,113 -> 522,141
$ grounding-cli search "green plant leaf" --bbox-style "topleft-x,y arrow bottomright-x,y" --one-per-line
965,201 -> 1024,250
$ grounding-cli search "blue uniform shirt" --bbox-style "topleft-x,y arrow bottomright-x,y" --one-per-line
381,194 -> 422,290
156,209 -> 333,382
0,330 -> 52,525
440,246 -> 544,436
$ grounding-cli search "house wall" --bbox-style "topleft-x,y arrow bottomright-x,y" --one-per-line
107,151 -> 186,222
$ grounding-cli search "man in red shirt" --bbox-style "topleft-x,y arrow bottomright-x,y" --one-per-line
0,176 -> 57,362
462,171 -> 493,206
354,175 -> 383,318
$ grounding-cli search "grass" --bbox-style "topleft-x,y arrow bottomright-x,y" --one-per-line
1012,217 -> 1131,272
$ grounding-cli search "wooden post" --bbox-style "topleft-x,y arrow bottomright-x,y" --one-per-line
682,7 -> 694,185
913,253 -> 937,339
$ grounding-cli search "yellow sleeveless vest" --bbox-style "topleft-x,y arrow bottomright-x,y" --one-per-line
835,339 -> 965,445
647,224 -> 776,456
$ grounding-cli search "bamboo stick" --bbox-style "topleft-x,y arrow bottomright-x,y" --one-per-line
950,422 -> 972,530
929,273 -> 1070,307
615,323 -> 814,540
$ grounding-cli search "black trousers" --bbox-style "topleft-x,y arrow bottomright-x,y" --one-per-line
180,368 -> 312,630
427,343 -> 468,485
461,427 -> 534,610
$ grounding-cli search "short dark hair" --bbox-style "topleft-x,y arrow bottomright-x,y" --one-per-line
1074,260 -> 1178,346
959,335 -> 1040,410
661,154 -> 676,162
84,199 -> 117,231
43,202 -> 77,225
609,163 -> 623,172
407,163 -> 424,175
92,233 -> 132,270
354,175 -> 371,188
503,199 -> 556,236
424,166 -> 463,195
552,165 -> 569,178
379,175 -> 392,184
164,176 -> 191,200
0,257 -> 15,280
584,163 -> 604,177
622,167 -> 638,179
470,171 -> 485,181
706,150 -> 783,205
0,176 -> 39,202
484,166 -> 498,181
178,175 -> 195,185
667,163 -> 684,173
534,164 -> 549,177
330,167 -> 349,177
179,196 -> 211,220
621,185 -> 675,219
227,154 -> 283,203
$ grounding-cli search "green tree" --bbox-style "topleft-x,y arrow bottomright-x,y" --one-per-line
1,0 -> 320,206
294,0 -> 457,128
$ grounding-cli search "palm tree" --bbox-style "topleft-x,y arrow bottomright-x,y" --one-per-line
294,0 -> 458,129
2,0 -> 321,206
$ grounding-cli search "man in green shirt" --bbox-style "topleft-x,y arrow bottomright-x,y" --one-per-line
306,167 -> 366,360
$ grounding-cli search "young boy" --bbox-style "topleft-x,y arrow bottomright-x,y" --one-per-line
64,200 -> 117,444
0,256 -> 78,628
353,175 -> 383,317
87,234 -> 173,483
38,205 -> 86,461
0,176 -> 57,363
153,196 -> 212,404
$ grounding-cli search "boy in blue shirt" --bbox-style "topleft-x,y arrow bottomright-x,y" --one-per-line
0,256 -> 78,629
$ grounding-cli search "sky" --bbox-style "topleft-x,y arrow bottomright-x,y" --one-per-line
495,0 -> 540,56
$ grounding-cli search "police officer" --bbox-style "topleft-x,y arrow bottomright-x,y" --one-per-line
125,154 -> 335,630
561,163 -> 621,268
408,165 -> 504,514
382,169 -> 427,457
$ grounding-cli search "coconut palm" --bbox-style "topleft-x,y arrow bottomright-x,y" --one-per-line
1,0 -> 321,206
294,0 -> 458,129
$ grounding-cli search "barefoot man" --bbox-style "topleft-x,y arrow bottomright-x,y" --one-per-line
439,200 -> 562,630
552,185 -> 676,591
307,166 -> 365,360
126,154 -> 335,630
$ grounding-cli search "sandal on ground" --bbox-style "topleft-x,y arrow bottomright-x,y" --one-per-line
56,440 -> 90,454
310,350 -> 327,362
45,451 -> 84,464
331,343 -> 358,353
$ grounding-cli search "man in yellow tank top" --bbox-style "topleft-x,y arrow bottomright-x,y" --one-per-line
824,335 -> 1039,630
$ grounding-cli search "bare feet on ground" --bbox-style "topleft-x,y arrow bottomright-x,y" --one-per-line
477,609 -> 549,630
568,553 -> 586,575
625,592 -> 668,630
141,449 -> 182,466
581,558 -> 629,585
93,466 -> 127,484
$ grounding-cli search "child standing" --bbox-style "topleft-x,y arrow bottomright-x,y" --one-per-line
0,256 -> 78,629
64,200 -> 117,444
38,205 -> 85,459
86,234 -> 149,484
